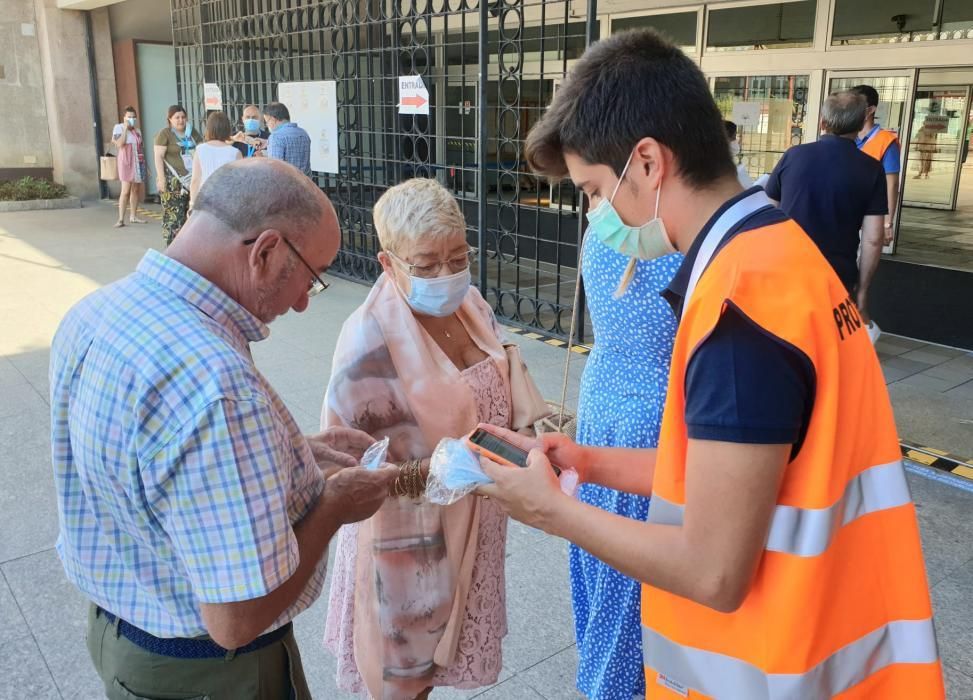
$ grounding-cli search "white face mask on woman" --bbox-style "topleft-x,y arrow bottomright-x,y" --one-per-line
399,267 -> 471,317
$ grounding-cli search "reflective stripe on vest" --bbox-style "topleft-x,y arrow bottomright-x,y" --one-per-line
646,460 -> 911,557
860,129 -> 897,162
643,618 -> 938,700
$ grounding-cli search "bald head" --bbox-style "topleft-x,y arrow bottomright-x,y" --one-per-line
822,92 -> 867,137
192,158 -> 335,244
170,158 -> 340,324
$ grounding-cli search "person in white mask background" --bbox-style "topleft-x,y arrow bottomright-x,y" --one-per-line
320,177 -> 530,699
231,104 -> 270,158
724,120 -> 755,188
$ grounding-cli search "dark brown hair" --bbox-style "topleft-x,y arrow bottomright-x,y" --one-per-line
167,104 -> 187,121
263,102 -> 290,122
851,84 -> 880,109
524,29 -> 735,188
123,106 -> 137,117
205,111 -> 232,142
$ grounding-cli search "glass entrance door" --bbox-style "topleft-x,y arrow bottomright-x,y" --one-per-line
902,86 -> 972,210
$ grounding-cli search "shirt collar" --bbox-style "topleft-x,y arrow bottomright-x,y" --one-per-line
820,134 -> 858,145
662,186 -> 765,318
856,123 -> 881,148
136,250 -> 270,344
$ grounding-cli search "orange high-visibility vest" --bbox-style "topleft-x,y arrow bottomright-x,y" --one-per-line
860,128 -> 899,163
643,210 -> 944,698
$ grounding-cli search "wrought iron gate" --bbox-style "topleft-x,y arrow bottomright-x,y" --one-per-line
172,0 -> 597,340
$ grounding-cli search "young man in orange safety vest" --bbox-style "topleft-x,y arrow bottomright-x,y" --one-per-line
852,84 -> 902,245
477,29 -> 944,699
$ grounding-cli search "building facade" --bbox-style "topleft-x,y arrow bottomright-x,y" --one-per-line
169,0 -> 973,348
6,0 -> 971,347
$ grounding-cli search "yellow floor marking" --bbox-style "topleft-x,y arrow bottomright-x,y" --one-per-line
906,450 -> 938,466
950,465 -> 973,480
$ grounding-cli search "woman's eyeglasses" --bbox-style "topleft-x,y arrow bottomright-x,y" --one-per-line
388,248 -> 477,279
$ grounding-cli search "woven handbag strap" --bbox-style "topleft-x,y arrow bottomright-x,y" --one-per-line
556,233 -> 588,430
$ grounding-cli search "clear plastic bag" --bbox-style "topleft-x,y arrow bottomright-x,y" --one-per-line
360,436 -> 390,470
425,436 -> 580,505
425,438 -> 492,505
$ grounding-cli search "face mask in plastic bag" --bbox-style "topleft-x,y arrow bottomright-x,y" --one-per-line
425,437 -> 579,505
360,436 -> 390,470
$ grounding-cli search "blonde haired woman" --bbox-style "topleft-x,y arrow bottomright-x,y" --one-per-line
322,178 -> 514,699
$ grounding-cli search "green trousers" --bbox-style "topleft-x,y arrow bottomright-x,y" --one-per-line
86,605 -> 311,700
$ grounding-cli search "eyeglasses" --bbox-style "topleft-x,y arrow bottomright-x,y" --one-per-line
387,248 -> 476,279
243,236 -> 330,297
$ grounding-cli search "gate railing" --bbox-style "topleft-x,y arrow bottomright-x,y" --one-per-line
171,0 -> 597,341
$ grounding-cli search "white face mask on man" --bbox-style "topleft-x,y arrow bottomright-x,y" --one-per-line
584,150 -> 676,296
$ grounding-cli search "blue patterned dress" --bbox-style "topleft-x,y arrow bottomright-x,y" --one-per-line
569,237 -> 682,700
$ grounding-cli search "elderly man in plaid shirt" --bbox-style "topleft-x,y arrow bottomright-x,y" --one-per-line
50,159 -> 395,699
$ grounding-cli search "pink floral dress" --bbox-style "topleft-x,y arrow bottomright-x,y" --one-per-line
324,358 -> 510,694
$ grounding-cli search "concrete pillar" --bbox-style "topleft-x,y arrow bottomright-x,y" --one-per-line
92,7 -> 120,199
0,0 -> 55,180
33,0 -> 109,200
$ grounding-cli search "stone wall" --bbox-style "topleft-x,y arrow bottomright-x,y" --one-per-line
1,1 -> 117,200
0,0 -> 54,176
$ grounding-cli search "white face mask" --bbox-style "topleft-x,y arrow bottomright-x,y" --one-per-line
730,141 -> 741,157
398,267 -> 471,317
585,150 -> 675,297
586,151 -> 674,262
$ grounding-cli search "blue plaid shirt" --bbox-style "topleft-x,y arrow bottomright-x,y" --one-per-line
267,122 -> 312,176
51,250 -> 327,638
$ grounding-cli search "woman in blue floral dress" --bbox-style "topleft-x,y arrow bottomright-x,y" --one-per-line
570,236 -> 682,700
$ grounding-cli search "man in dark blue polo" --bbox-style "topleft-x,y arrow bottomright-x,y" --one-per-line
765,91 -> 886,325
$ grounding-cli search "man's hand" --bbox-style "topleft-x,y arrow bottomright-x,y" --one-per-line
306,426 -> 375,474
231,131 -> 247,143
883,217 -> 894,245
476,449 -> 569,533
321,466 -> 396,525
474,423 -> 590,481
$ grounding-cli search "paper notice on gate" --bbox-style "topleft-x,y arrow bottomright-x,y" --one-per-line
731,101 -> 761,128
204,83 -> 223,110
278,80 -> 339,174
399,75 -> 430,115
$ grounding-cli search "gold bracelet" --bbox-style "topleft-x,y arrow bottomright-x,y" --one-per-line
406,459 -> 418,498
408,459 -> 423,498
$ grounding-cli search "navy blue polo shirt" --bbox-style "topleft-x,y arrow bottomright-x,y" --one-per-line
663,188 -> 815,454
764,135 -> 887,292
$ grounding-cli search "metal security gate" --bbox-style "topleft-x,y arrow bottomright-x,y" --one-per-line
171,0 -> 597,340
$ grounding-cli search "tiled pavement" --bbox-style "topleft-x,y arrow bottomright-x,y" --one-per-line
0,205 -> 972,699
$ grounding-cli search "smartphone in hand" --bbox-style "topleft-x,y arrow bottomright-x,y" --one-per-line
466,428 -> 561,476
